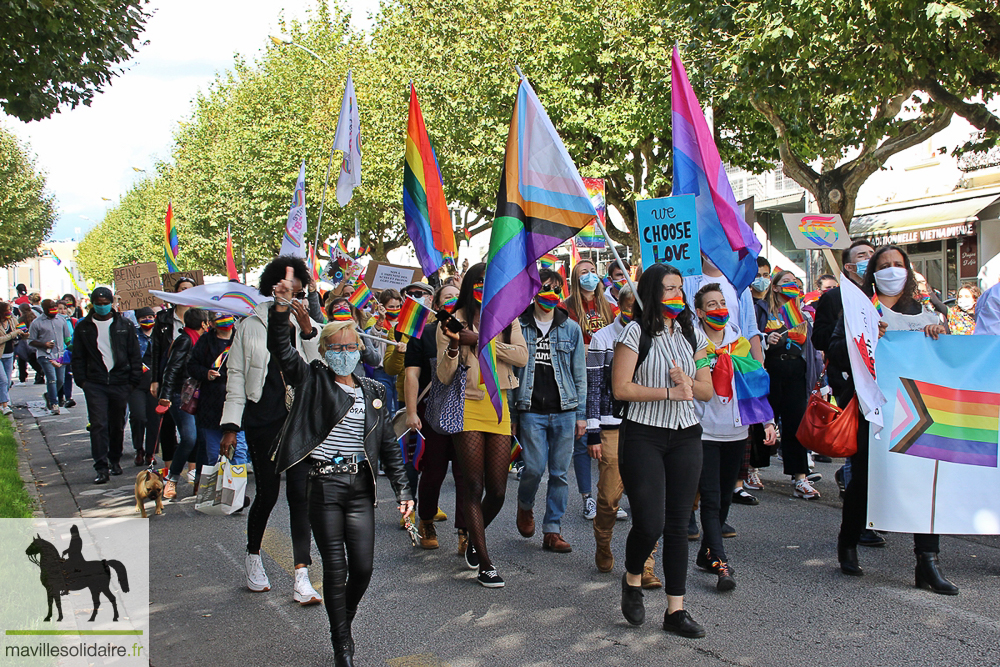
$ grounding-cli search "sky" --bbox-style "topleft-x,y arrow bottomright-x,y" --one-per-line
5,0 -> 380,242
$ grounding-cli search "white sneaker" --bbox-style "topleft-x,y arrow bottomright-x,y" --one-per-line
615,507 -> 628,521
245,553 -> 271,592
186,468 -> 196,483
293,567 -> 322,605
49,406 -> 60,415
583,495 -> 597,520
744,469 -> 764,490
793,479 -> 821,500
1,406 -> 11,415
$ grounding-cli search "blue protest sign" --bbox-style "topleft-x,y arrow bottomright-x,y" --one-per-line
636,195 -> 701,276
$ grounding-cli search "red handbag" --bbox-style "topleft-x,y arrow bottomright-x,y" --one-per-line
795,384 -> 859,459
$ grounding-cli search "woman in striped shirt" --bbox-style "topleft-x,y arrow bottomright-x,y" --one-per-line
612,263 -> 712,638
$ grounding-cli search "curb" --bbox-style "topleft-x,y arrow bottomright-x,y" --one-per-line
6,410 -> 45,519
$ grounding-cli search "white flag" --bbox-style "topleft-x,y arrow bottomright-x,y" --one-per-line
148,282 -> 271,317
332,70 -> 361,206
278,161 -> 307,258
841,274 -> 886,431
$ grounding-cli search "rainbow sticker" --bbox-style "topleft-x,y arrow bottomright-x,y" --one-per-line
797,215 -> 840,248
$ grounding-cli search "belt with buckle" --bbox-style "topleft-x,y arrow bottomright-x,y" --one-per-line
310,454 -> 367,477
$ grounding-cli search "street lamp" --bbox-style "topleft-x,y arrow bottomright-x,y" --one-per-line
269,33 -> 340,252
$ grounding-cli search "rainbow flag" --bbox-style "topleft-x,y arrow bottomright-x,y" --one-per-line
780,299 -> 805,329
212,344 -> 232,370
49,249 -> 62,266
225,224 -> 239,281
337,237 -> 350,257
509,435 -> 522,467
348,282 -> 372,309
163,201 -> 180,272
16,322 -> 28,334
576,177 -> 606,248
479,77 -> 598,420
307,243 -> 320,283
671,46 -> 761,292
890,378 -> 999,468
699,337 -> 774,425
395,296 -> 433,339
871,293 -> 884,316
539,253 -> 557,269
569,241 -> 582,270
403,84 -> 455,275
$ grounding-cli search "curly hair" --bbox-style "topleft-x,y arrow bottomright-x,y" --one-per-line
258,256 -> 312,297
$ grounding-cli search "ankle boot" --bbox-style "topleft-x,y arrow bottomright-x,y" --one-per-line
594,531 -> 614,572
915,552 -> 958,595
837,537 -> 863,576
418,519 -> 439,549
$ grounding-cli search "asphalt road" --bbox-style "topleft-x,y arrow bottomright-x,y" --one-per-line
11,379 -> 1000,667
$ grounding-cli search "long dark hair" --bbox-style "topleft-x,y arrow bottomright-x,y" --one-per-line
455,262 -> 511,342
862,244 -> 918,310
632,263 -> 697,349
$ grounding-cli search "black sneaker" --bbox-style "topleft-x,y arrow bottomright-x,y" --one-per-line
465,543 -> 480,570
835,467 -> 846,499
696,548 -> 737,575
477,568 -> 505,588
721,522 -> 736,538
64,399 -> 76,408
858,529 -> 887,548
58,398 -> 65,407
732,488 -> 759,505
715,562 -> 736,592
663,609 -> 706,638
806,472 -> 823,484
620,573 -> 645,626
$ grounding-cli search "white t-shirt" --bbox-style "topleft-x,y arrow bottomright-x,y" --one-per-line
534,315 -> 554,337
93,318 -> 115,372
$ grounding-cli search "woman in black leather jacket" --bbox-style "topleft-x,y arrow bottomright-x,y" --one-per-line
269,268 -> 413,667
158,307 -> 210,499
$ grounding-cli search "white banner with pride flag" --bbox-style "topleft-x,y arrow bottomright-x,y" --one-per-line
279,161 -> 308,258
869,332 -> 1000,535
333,70 -> 361,206
841,274 -> 886,430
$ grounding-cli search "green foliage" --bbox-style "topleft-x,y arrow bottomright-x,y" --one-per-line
0,1 -> 151,122
0,127 -> 56,267
0,417 -> 34,518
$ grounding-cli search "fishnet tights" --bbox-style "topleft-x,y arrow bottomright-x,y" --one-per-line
452,430 -> 511,572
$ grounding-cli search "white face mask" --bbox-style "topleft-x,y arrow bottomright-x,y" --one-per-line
957,296 -> 974,311
873,266 -> 908,296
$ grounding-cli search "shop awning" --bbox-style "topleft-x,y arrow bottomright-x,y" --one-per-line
850,190 -> 1000,244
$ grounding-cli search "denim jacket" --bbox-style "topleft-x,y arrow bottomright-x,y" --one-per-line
511,306 -> 587,424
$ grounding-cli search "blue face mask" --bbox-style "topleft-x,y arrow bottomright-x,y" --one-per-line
325,349 -> 360,375
93,303 -> 112,316
579,272 -> 600,292
751,277 -> 770,293
855,260 -> 869,278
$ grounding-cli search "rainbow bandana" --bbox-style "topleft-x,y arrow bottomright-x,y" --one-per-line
661,295 -> 685,319
704,308 -> 729,331
472,283 -> 484,304
535,290 -> 561,312
331,304 -> 353,322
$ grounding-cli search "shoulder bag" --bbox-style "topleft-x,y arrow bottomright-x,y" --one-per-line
424,356 -> 468,435
795,380 -> 859,458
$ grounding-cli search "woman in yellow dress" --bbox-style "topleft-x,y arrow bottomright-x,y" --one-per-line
437,263 -> 527,588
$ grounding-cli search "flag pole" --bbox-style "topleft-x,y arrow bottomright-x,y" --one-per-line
592,217 -> 642,311
314,143 -> 337,253
515,65 -> 524,80
930,460 -> 940,532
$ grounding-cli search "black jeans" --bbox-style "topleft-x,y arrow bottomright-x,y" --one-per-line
766,356 -> 809,476
84,383 -> 130,472
127,386 -> 159,458
416,401 -> 466,527
840,410 -> 939,553
308,466 -> 376,647
619,420 -> 703,596
698,438 -> 747,563
245,420 -> 312,566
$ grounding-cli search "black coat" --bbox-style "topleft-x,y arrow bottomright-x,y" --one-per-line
187,330 -> 232,428
71,312 -> 142,387
150,307 -> 179,384
266,307 -> 412,503
160,330 -> 196,401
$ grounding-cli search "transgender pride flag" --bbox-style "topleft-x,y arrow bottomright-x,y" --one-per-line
671,46 -> 761,292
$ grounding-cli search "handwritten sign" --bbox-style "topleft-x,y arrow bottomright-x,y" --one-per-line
636,195 -> 701,276
161,270 -> 205,293
113,262 -> 162,311
364,262 -> 424,291
782,212 -> 851,250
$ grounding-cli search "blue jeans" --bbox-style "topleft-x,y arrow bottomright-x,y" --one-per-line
370,368 -> 398,416
0,354 -> 13,404
39,357 -> 65,408
573,435 -> 592,496
516,411 -> 576,533
202,428 -> 249,464
167,404 -> 199,481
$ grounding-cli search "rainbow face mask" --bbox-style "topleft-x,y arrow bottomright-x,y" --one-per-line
386,306 -> 400,321
661,295 -> 685,319
704,308 -> 729,331
214,315 -> 235,330
330,304 -> 353,322
619,308 -> 633,325
535,289 -> 561,312
777,283 -> 801,299
472,282 -> 484,304
612,277 -> 628,291
440,295 -> 458,312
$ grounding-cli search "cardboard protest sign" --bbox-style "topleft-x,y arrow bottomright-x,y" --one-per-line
636,195 -> 701,276
113,262 -> 162,311
161,270 -> 205,293
782,212 -> 851,250
363,262 -> 423,291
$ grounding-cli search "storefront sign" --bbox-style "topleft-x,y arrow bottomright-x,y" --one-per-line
960,236 -> 978,279
868,222 -> 975,247
635,194 -> 701,276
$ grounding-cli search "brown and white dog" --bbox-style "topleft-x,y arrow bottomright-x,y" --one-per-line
135,468 -> 164,518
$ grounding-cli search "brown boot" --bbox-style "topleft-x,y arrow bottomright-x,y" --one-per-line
594,532 -> 614,572
457,529 -> 469,555
417,520 -> 439,549
516,507 -> 535,538
641,565 -> 662,589
542,532 -> 572,553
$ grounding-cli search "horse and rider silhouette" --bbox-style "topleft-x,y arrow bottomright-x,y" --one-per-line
25,525 -> 130,622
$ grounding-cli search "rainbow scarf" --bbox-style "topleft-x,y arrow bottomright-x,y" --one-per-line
697,337 -> 774,425
395,297 -> 433,339
661,295 -> 685,319
348,282 -> 372,310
